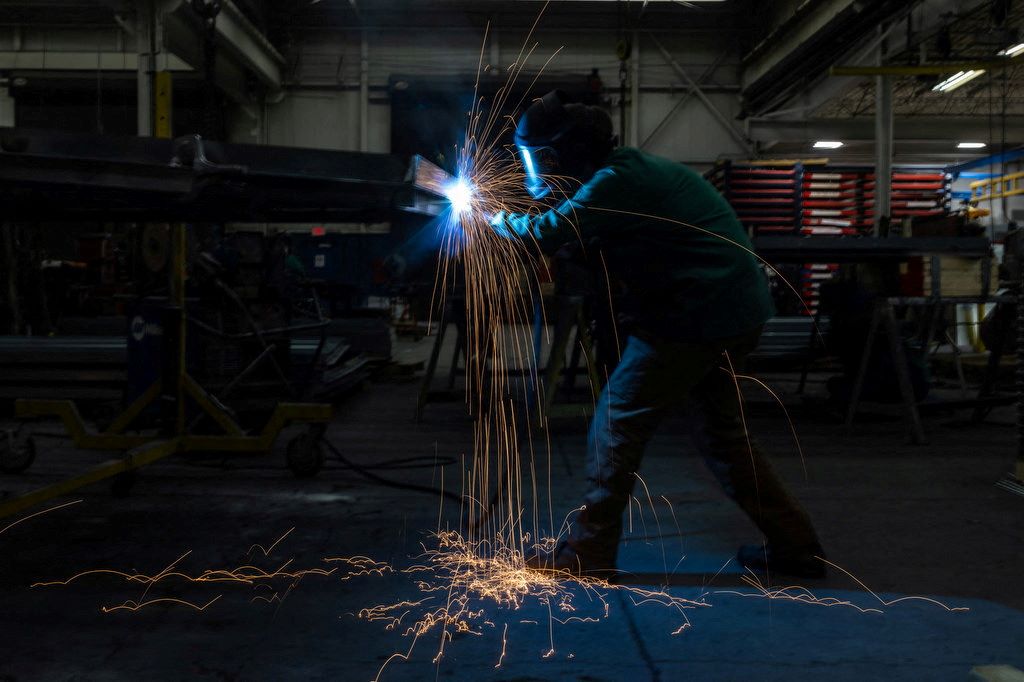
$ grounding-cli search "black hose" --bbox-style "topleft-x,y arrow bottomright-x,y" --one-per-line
321,439 -> 461,504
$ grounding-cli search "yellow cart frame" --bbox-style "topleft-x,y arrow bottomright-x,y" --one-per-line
0,224 -> 332,520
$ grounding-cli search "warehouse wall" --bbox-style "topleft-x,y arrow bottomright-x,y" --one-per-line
0,23 -> 748,164
232,28 -> 748,169
0,21 -> 747,240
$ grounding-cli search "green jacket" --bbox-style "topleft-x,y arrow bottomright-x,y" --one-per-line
498,147 -> 774,341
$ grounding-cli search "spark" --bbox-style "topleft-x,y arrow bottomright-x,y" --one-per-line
101,595 -> 223,614
729,371 -> 808,479
32,561 -> 338,591
715,567 -> 969,615
0,499 -> 83,536
494,622 -> 509,668
31,528 -> 341,615
248,527 -> 294,558
32,527 -> 967,677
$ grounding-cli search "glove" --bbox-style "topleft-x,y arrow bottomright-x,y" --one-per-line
488,211 -> 516,240
485,210 -> 524,240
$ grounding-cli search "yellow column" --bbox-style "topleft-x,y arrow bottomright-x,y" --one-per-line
155,71 -> 173,139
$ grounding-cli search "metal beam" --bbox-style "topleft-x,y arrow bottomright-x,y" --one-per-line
743,0 -> 863,88
749,0 -> 984,119
648,34 -> 753,154
640,50 -> 729,149
161,0 -> 284,100
948,147 -> 1024,177
749,117 -> 1024,143
212,0 -> 284,90
831,60 -> 1020,76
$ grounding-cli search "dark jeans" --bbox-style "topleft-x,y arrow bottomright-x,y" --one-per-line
572,328 -> 820,561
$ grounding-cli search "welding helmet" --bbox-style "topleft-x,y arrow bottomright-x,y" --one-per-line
515,90 -> 616,198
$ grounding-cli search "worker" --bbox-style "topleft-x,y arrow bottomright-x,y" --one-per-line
490,90 -> 826,579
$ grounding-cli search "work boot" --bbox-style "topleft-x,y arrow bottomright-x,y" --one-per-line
525,539 -> 617,578
737,543 -> 828,579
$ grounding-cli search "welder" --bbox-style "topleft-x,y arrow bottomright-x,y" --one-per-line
491,90 -> 826,579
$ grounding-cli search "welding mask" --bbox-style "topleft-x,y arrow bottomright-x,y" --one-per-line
515,90 -> 616,198
517,145 -> 560,199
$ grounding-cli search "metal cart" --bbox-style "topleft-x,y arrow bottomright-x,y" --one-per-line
0,128 -> 451,519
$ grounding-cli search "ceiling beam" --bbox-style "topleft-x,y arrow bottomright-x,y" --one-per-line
749,116 -> 1024,144
0,51 -> 191,71
749,0 -> 987,119
830,58 -> 1021,76
742,0 -> 865,89
161,0 -> 284,99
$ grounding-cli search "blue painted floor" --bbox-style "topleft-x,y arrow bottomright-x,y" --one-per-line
2,365 -> 1022,681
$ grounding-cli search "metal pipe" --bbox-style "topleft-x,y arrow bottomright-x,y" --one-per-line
648,34 -> 753,154
629,30 -> 639,147
136,1 -> 153,137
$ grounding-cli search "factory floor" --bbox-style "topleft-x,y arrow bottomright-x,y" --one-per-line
1,331 -> 1023,682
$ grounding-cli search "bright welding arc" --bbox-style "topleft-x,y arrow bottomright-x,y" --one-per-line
445,177 -> 476,218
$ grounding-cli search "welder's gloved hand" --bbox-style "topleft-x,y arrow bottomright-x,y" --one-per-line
488,212 -> 513,239
488,211 -> 529,241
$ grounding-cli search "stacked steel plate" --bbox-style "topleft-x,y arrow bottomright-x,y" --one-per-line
707,162 -> 950,316
706,162 -> 800,236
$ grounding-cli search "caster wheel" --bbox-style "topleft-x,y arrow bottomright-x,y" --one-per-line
0,432 -> 36,474
286,431 -> 325,478
110,470 -> 137,498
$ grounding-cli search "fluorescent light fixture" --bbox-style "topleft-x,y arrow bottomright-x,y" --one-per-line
998,43 -> 1024,58
812,140 -> 844,149
957,142 -> 987,149
933,69 -> 985,92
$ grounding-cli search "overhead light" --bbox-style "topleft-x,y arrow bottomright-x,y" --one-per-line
933,69 -> 986,92
812,140 -> 844,149
957,142 -> 987,149
998,43 -> 1024,58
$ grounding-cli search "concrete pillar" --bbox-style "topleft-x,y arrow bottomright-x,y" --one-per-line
0,87 -> 14,127
874,33 -> 893,236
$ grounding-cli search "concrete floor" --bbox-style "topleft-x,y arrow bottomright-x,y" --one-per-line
1,334 -> 1023,681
